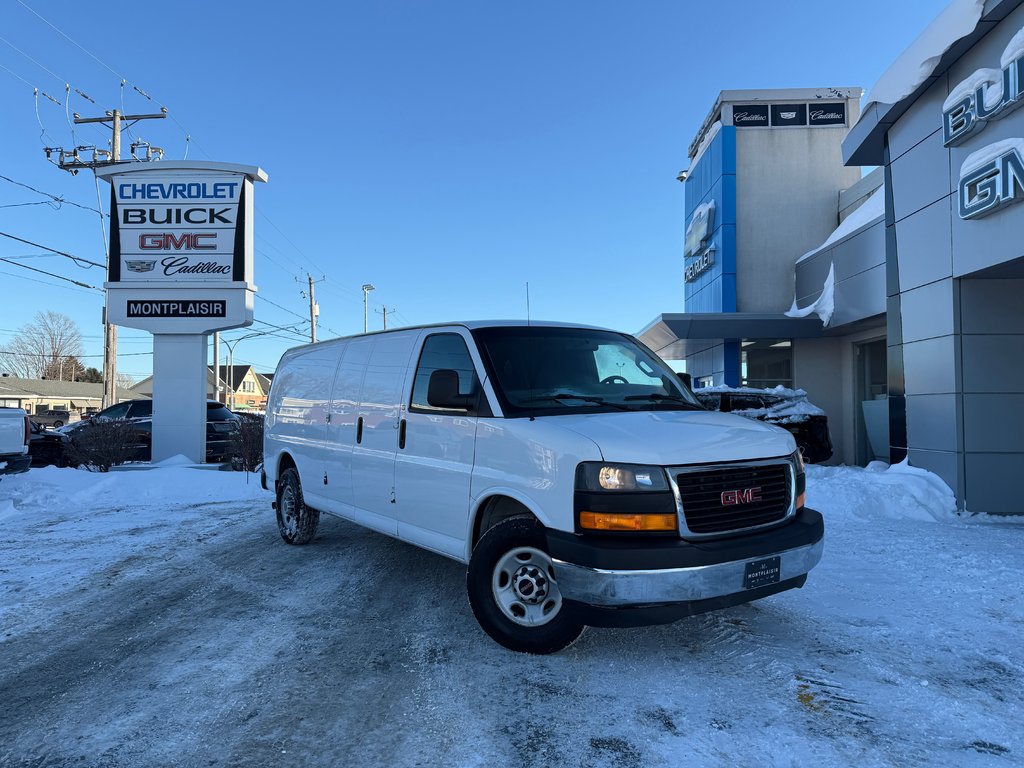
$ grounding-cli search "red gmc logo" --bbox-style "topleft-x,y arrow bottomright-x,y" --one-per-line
721,487 -> 762,506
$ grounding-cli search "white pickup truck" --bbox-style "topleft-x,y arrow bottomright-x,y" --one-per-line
0,407 -> 31,477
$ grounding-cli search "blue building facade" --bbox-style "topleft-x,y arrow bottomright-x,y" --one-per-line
682,124 -> 739,386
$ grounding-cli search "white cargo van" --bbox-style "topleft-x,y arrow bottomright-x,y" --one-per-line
263,322 -> 823,654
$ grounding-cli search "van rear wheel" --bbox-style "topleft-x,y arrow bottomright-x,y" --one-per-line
276,468 -> 319,545
468,516 -> 584,654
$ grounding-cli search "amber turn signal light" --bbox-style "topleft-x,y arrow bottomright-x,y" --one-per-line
796,492 -> 806,510
579,511 -> 677,532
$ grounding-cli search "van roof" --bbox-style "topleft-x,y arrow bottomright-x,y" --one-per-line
281,320 -> 619,354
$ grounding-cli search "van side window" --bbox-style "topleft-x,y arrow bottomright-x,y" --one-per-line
411,333 -> 480,413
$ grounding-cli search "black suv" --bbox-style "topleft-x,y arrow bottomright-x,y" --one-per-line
63,399 -> 239,463
694,387 -> 833,464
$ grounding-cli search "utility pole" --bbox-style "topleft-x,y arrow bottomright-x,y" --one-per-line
361,283 -> 375,333
376,306 -> 392,330
212,332 -> 221,403
47,107 -> 168,408
299,274 -> 323,343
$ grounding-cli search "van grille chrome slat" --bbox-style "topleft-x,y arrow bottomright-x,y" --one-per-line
675,463 -> 792,535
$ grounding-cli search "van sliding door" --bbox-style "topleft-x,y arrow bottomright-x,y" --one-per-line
348,330 -> 420,535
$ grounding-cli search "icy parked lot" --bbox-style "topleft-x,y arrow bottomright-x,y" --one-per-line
0,462 -> 1021,767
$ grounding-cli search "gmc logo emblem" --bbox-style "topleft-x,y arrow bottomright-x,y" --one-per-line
139,233 -> 217,250
721,487 -> 762,506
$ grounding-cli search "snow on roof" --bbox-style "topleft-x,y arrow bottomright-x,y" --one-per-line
797,185 -> 885,265
688,120 -> 721,166
864,0 -> 986,110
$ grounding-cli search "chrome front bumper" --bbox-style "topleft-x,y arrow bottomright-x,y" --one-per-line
552,538 -> 824,607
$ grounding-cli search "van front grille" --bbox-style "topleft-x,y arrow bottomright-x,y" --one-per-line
676,463 -> 791,535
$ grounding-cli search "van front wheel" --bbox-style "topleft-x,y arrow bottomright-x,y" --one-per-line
468,516 -> 584,654
276,468 -> 319,545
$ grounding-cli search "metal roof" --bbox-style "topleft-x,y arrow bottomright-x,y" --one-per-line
637,313 -> 825,360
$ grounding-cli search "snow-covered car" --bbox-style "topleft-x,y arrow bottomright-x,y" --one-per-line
694,386 -> 833,463
0,406 -> 31,476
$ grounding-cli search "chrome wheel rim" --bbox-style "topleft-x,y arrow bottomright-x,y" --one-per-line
492,546 -> 562,627
280,484 -> 299,537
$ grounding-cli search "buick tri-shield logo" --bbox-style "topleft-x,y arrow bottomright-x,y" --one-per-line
125,260 -> 157,273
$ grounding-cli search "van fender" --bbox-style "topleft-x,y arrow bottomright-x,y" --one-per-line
467,488 -> 552,560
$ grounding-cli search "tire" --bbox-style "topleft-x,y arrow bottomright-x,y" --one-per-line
275,468 -> 319,545
53,421 -> 63,428
467,516 -> 585,654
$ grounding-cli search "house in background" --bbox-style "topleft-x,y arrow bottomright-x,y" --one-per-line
0,375 -> 140,415
132,365 -> 273,410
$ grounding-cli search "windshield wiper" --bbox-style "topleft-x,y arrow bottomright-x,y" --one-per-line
622,393 -> 705,409
521,393 -> 632,411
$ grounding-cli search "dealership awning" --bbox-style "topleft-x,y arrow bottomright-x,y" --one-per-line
637,313 -> 824,360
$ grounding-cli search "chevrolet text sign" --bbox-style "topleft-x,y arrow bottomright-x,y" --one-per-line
110,174 -> 246,284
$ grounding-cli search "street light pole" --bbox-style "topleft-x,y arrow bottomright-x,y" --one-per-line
221,325 -> 305,410
361,283 -> 375,333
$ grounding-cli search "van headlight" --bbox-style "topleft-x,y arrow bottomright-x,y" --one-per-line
576,463 -> 669,492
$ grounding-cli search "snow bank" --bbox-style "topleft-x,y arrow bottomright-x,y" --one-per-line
796,186 -> 885,265
806,459 -> 958,523
864,0 -> 986,109
786,263 -> 835,326
0,464 -> 267,516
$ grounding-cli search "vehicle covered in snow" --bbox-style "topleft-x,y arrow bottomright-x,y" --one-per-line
0,407 -> 31,476
264,322 -> 825,654
694,386 -> 833,464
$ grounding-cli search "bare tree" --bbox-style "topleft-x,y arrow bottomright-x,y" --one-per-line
0,311 -> 84,379
115,372 -> 136,392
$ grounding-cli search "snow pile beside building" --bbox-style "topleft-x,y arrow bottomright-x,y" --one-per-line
807,459 -> 959,523
864,0 -> 986,108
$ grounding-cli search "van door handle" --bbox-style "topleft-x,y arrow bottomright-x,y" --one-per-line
356,416 -> 364,444
398,418 -> 407,450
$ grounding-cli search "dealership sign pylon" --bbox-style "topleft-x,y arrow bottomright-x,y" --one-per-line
96,161 -> 268,463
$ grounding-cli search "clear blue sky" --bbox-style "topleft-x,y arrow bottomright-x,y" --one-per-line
0,0 -> 949,379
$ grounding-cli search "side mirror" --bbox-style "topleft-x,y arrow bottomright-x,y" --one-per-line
675,371 -> 693,389
427,369 -> 473,411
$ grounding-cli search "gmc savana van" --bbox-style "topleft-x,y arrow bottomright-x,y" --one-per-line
263,322 -> 824,654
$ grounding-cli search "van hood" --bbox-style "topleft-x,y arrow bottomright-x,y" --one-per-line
550,409 -> 795,466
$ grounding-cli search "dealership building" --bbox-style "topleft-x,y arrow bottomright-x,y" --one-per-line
641,0 -> 1024,515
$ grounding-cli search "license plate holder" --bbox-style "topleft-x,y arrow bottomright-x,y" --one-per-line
743,556 -> 781,590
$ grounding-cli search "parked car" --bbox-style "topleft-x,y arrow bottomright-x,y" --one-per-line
693,386 -> 833,463
264,322 -> 824,654
34,408 -> 80,428
27,420 -> 71,467
0,407 -> 31,476
62,400 -> 240,464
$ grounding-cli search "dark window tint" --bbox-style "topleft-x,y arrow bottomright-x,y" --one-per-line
411,333 -> 479,412
730,395 -> 767,411
128,401 -> 152,419
206,402 -> 237,421
99,402 -> 131,420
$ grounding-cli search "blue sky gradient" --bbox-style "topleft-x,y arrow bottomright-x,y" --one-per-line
0,0 -> 949,378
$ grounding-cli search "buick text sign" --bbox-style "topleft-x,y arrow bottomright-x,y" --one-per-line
126,299 -> 227,318
110,175 -> 245,283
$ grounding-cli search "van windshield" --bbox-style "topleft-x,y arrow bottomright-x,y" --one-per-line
471,327 -> 702,416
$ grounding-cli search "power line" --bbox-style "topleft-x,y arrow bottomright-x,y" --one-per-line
0,173 -> 104,215
0,230 -> 104,269
0,256 -> 100,289
0,268 -> 97,296
254,294 -> 311,323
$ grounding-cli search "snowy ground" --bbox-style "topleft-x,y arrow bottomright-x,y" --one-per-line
0,462 -> 1022,767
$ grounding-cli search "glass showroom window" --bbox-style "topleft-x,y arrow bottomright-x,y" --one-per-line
740,339 -> 793,389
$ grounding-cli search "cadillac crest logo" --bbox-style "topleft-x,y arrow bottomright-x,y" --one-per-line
125,260 -> 157,273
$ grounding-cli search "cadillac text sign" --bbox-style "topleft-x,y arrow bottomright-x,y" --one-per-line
110,175 -> 246,284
